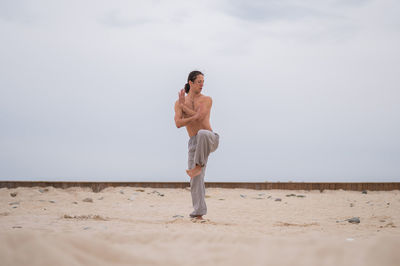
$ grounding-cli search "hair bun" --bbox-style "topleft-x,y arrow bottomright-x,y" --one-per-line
184,83 -> 190,94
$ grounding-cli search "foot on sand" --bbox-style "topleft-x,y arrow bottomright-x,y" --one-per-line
191,216 -> 208,223
186,165 -> 202,179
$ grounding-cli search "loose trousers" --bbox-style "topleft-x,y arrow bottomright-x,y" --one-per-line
188,129 -> 219,217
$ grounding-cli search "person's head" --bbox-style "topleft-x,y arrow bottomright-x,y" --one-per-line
184,70 -> 204,94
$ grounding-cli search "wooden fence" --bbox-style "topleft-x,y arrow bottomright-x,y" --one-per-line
0,181 -> 399,192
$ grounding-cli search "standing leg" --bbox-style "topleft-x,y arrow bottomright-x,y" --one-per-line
188,136 -> 207,217
190,162 -> 207,217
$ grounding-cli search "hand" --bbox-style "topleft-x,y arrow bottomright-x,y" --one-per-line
178,89 -> 185,106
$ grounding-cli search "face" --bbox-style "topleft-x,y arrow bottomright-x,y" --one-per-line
189,74 -> 204,93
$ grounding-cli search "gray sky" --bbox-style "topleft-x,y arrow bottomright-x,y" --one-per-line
1,0 -> 399,182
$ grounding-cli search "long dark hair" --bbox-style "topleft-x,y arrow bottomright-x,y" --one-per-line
184,70 -> 204,94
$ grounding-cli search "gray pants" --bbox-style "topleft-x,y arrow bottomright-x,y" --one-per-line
188,129 -> 219,217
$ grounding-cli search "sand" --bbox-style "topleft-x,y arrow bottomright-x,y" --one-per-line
1,186 -> 399,266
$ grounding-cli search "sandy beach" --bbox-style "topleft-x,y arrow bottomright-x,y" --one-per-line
1,186 -> 399,266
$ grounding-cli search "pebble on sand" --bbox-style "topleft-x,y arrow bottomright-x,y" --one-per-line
10,192 -> 18,197
9,202 -> 19,206
362,190 -> 368,194
275,198 -> 282,202
38,188 -> 49,193
82,198 -> 93,203
151,191 -> 164,197
347,217 -> 360,224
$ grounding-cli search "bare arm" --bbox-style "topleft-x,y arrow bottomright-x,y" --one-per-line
177,89 -> 196,117
181,104 -> 196,117
174,101 -> 199,128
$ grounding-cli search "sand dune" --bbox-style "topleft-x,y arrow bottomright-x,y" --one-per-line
1,186 -> 399,266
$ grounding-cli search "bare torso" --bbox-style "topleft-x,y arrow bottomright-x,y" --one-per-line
182,94 -> 212,137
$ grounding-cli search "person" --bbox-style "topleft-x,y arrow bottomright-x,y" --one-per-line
174,70 -> 219,220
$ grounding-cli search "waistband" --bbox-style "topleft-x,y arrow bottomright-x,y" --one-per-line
189,130 -> 219,141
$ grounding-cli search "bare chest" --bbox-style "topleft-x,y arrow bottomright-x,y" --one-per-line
184,97 -> 201,110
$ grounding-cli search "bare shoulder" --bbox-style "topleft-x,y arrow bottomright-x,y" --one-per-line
200,95 -> 212,104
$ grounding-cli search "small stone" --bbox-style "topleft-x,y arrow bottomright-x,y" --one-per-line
362,190 -> 367,194
219,198 -> 225,201
10,192 -> 17,197
82,198 -> 93,203
172,215 -> 184,218
9,202 -> 19,206
379,219 -> 386,222
49,200 -> 56,203
72,201 -> 78,204
83,227 -> 90,230
385,222 -> 396,228
296,195 -> 306,198
12,226 -> 22,229
387,202 -> 390,205
135,189 -> 145,192
120,190 -> 124,194
347,217 -> 360,224
286,194 -> 296,197
12,206 -> 17,209
275,198 -> 282,201
98,197 -> 104,200
159,194 -> 164,197
350,203 -> 354,207
205,195 -> 211,198
240,194 -> 247,198
258,193 -> 265,196
39,188 -> 49,193
267,196 -> 272,199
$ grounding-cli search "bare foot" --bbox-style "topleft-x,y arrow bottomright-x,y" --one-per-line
191,215 -> 203,220
186,165 -> 202,179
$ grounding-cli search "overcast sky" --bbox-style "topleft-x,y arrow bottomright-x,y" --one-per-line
1,0 -> 399,182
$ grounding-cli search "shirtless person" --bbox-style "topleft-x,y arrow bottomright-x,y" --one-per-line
174,71 -> 220,219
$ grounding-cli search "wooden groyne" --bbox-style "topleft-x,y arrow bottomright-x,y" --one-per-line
0,181 -> 399,192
